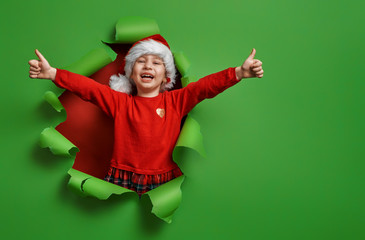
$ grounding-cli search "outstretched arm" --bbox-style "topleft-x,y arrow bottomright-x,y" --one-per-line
28,49 -> 122,117
28,49 -> 57,80
173,48 -> 264,117
235,48 -> 264,80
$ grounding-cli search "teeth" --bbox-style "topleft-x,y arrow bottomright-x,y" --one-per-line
141,74 -> 153,78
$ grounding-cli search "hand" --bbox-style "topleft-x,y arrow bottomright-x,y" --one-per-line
235,48 -> 264,80
28,49 -> 56,80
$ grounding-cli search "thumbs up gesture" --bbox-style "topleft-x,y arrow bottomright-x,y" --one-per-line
28,49 -> 56,80
235,48 -> 264,80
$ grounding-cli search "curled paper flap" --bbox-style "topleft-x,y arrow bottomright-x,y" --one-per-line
63,48 -> 114,76
143,175 -> 185,224
67,168 -> 184,223
101,43 -> 118,62
68,168 -> 134,199
44,91 -> 64,112
67,168 -> 90,196
39,127 -> 78,156
105,16 -> 160,44
174,115 -> 206,158
173,52 -> 191,77
181,75 -> 196,88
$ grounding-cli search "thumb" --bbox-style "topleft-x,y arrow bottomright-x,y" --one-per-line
248,48 -> 256,60
35,49 -> 47,63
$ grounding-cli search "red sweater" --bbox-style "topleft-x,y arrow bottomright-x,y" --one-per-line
54,68 -> 240,174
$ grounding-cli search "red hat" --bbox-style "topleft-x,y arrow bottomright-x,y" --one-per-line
130,34 -> 171,50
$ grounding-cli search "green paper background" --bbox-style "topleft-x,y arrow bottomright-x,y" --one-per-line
1,0 -> 364,239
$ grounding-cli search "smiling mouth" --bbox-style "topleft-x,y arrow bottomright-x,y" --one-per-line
141,74 -> 154,79
140,74 -> 154,82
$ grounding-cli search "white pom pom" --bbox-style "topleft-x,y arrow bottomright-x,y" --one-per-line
109,74 -> 133,94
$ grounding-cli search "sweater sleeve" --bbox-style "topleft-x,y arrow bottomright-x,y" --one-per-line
54,69 -> 121,117
172,67 -> 240,117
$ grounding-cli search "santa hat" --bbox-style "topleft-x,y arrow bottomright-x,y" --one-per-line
109,34 -> 176,94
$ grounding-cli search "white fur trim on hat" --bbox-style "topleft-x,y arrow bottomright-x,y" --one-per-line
109,39 -> 176,94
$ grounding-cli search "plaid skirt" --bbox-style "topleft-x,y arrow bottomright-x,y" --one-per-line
104,167 -> 183,196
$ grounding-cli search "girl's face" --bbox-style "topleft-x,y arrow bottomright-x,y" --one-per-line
131,54 -> 167,97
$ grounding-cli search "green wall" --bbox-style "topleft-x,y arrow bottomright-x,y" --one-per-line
1,0 -> 364,239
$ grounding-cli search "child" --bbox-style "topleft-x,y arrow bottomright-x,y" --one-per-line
28,34 -> 264,196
